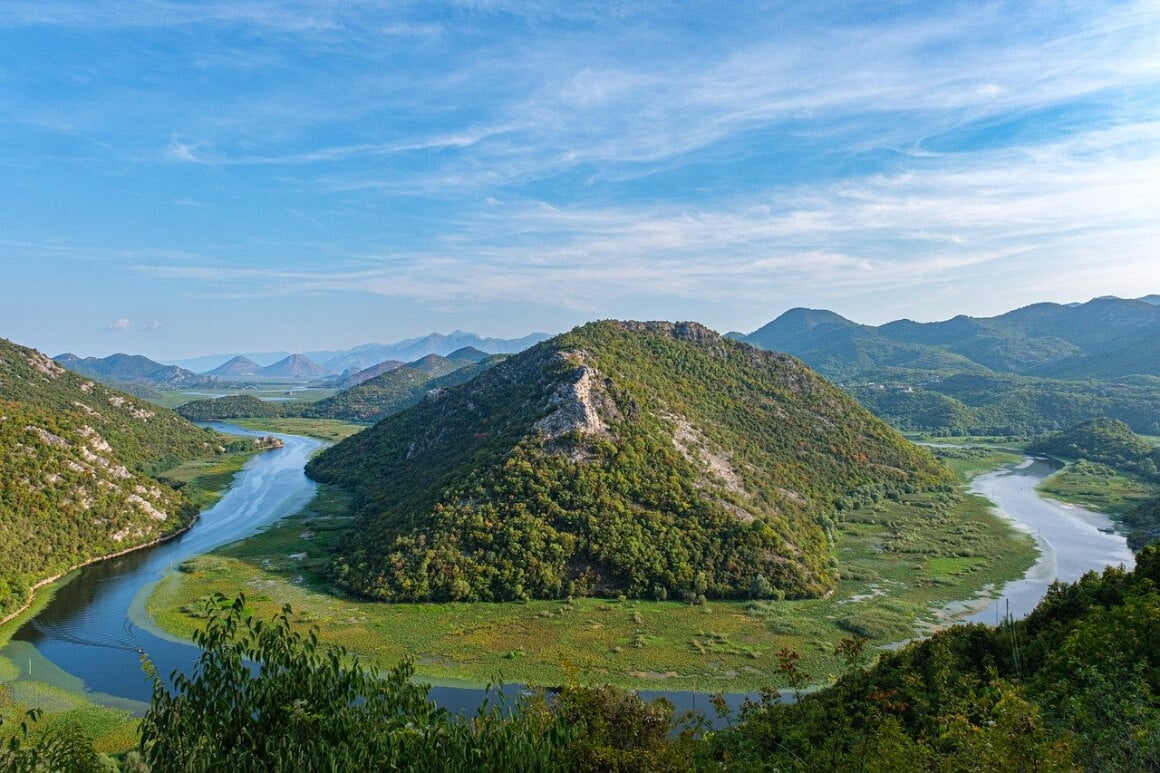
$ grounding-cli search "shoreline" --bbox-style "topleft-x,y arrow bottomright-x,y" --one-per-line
0,515 -> 200,630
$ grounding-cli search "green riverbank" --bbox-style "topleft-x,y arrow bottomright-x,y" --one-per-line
148,455 -> 1036,693
0,446 -> 261,754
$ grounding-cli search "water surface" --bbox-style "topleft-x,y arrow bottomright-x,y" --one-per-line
961,457 -> 1134,625
2,425 -> 321,708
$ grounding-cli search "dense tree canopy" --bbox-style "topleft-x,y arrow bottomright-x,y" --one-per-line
0,337 -> 257,619
309,321 -> 952,603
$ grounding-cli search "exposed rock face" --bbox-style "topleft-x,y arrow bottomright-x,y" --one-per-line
309,319 -> 953,604
533,358 -> 617,439
26,350 -> 65,377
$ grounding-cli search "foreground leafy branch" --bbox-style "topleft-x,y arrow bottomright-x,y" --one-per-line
138,593 -> 574,772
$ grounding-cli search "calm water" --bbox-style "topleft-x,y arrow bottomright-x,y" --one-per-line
2,424 -> 322,709
961,457 -> 1134,624
1,440 -> 1133,716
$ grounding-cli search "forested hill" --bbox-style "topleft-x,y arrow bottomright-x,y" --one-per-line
741,296 -> 1160,381
307,320 -> 952,603
1030,417 -> 1160,477
301,354 -> 505,423
738,297 -> 1160,436
0,337 -> 242,619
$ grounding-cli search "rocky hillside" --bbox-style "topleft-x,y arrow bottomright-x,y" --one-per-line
0,337 -> 249,619
308,321 -> 951,603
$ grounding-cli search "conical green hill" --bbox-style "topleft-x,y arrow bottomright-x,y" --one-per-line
307,321 -> 952,603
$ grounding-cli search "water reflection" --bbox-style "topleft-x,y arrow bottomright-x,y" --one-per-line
2,425 -> 321,707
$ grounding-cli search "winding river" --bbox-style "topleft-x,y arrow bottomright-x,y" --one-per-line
0,437 -> 1137,717
1,425 -> 322,709
960,457 -> 1134,625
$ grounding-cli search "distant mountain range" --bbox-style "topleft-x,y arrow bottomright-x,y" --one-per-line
733,296 -> 1160,436
203,353 -> 333,379
178,349 -> 506,424
170,330 -> 552,374
57,351 -> 338,385
54,352 -> 220,388
736,296 -> 1160,381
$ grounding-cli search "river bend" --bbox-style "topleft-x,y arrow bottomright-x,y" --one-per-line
0,442 -> 1136,714
1,425 -> 321,707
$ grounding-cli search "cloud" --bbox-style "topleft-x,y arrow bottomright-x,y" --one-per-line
133,115 -> 1160,323
5,0 -> 1159,343
166,139 -> 207,163
108,318 -> 132,332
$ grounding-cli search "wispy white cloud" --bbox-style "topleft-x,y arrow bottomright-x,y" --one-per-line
4,0 -> 1159,352
133,115 -> 1160,325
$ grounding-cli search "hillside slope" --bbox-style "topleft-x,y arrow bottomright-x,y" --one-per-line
744,297 -> 1160,381
0,337 -> 245,619
307,321 -> 951,603
54,352 -> 214,388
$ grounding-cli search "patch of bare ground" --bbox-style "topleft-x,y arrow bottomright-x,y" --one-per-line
665,412 -> 759,521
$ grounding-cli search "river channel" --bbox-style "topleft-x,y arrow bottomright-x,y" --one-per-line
960,456 -> 1134,624
0,435 -> 1137,718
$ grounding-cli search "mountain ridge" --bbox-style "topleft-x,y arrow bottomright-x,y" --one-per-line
167,330 -> 552,374
54,352 -> 218,388
742,296 -> 1160,381
307,320 -> 951,603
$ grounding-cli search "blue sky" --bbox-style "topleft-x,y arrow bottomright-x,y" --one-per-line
1,1 -> 1158,359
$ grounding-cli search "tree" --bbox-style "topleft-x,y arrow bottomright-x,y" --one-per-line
139,593 -> 572,771
0,708 -> 111,772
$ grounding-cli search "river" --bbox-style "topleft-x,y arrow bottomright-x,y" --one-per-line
1,424 -> 322,710
959,457 -> 1134,625
0,439 -> 1136,717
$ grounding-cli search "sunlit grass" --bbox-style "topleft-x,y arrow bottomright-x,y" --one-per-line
1037,460 -> 1159,515
149,470 -> 1036,693
234,417 -> 366,443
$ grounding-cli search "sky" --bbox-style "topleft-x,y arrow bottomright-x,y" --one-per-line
1,1 -> 1158,360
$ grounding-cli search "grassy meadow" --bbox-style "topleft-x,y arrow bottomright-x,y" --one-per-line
148,470 -> 1036,693
1036,459 -> 1160,516
233,417 -> 366,444
147,386 -> 339,410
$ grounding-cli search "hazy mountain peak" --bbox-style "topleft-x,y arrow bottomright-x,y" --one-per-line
205,355 -> 263,377
261,354 -> 331,378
